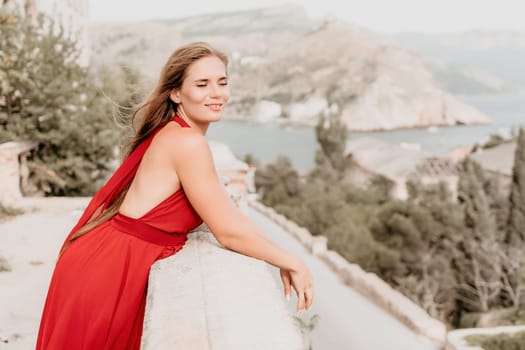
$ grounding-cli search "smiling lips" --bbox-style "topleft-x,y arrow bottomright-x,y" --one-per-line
205,103 -> 223,112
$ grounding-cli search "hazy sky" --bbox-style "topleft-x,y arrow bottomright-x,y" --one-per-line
89,0 -> 525,33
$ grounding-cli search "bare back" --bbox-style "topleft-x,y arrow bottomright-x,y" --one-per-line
118,121 -> 183,219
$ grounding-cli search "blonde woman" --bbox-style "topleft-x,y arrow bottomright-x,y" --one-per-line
36,41 -> 314,349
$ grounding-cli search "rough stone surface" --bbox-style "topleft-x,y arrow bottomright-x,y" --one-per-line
141,225 -> 304,350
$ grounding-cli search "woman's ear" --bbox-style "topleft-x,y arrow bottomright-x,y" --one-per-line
169,89 -> 181,104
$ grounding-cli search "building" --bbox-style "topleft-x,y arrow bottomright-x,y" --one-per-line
469,141 -> 515,188
208,140 -> 255,201
344,137 -> 458,199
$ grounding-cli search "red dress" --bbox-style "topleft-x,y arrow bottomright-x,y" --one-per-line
36,115 -> 202,349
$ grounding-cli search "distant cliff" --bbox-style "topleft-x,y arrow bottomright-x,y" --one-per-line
88,5 -> 491,131
392,30 -> 525,95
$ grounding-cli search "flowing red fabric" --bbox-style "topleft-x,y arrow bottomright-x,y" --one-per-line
36,115 -> 203,349
58,115 -> 188,253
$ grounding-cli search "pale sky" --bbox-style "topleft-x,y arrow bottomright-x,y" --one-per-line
89,0 -> 525,34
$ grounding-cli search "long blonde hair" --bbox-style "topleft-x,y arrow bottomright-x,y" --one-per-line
62,41 -> 228,252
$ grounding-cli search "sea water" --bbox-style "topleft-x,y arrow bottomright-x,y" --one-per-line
206,94 -> 525,170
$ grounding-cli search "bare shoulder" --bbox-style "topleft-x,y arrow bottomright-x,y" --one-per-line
156,122 -> 209,150
154,122 -> 212,165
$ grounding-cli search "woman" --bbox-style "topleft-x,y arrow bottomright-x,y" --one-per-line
36,41 -> 314,349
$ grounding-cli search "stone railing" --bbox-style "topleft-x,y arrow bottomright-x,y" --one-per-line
446,325 -> 525,350
141,223 -> 305,350
0,141 -> 38,205
247,198 -> 448,348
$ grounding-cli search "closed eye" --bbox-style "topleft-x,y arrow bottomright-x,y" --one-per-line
194,77 -> 228,87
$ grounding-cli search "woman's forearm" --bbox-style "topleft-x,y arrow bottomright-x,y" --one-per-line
218,213 -> 301,271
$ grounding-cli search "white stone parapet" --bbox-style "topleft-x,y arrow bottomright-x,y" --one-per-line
141,224 -> 304,350
0,141 -> 38,206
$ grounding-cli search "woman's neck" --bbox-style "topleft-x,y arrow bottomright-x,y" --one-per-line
176,111 -> 209,135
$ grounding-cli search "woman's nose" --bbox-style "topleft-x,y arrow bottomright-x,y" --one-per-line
210,83 -> 227,97
210,83 -> 222,97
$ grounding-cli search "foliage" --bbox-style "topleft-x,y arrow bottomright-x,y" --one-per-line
253,113 -> 382,269
0,202 -> 24,219
369,181 -> 461,320
0,255 -> 11,272
466,331 -> 525,350
293,314 -> 320,350
481,307 -> 525,327
254,155 -> 302,209
323,205 -> 385,273
309,113 -> 348,181
252,91 -> 525,330
455,158 -> 501,312
242,153 -> 261,168
502,127 -> 525,307
482,133 -> 508,149
506,128 -> 525,245
0,6 -> 120,195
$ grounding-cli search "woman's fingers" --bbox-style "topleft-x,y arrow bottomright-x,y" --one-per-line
280,269 -> 292,301
288,268 -> 314,313
285,260 -> 314,314
296,285 -> 314,313
305,286 -> 314,310
296,286 -> 306,312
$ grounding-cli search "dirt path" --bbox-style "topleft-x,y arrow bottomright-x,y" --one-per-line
0,197 -> 89,349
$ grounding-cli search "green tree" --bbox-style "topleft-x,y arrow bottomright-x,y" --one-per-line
0,6 -> 118,195
369,196 -> 458,320
455,158 -> 501,312
506,127 -> 525,246
309,113 -> 348,182
501,127 -> 525,307
324,205 -> 384,272
289,178 -> 347,235
254,155 -> 302,208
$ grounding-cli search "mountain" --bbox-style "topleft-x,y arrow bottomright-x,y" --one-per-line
392,30 -> 525,95
88,5 -> 491,131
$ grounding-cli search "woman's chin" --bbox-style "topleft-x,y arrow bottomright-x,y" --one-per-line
207,112 -> 223,123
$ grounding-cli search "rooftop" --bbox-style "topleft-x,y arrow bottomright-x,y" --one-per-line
345,137 -> 458,180
470,141 -> 516,177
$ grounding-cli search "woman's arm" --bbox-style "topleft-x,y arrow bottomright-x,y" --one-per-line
167,130 -> 313,311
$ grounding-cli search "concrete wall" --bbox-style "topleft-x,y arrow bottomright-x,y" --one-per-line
141,223 -> 304,350
0,141 -> 37,206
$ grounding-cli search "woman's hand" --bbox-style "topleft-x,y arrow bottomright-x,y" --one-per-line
280,259 -> 314,313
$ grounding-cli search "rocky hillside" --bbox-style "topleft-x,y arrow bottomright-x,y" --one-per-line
392,30 -> 525,95
88,5 -> 491,131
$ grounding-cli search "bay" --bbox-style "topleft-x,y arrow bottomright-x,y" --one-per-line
206,94 -> 525,171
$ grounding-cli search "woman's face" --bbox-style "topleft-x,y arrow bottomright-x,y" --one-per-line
170,55 -> 230,128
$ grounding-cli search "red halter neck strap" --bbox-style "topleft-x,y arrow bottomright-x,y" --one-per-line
59,115 -> 188,252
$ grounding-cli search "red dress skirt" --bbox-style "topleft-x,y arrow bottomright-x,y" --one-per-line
36,116 -> 202,349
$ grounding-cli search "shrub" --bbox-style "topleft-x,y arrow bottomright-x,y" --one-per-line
466,331 -> 525,350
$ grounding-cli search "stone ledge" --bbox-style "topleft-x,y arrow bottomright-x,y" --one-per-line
0,141 -> 38,206
141,224 -> 304,350
248,198 -> 447,348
